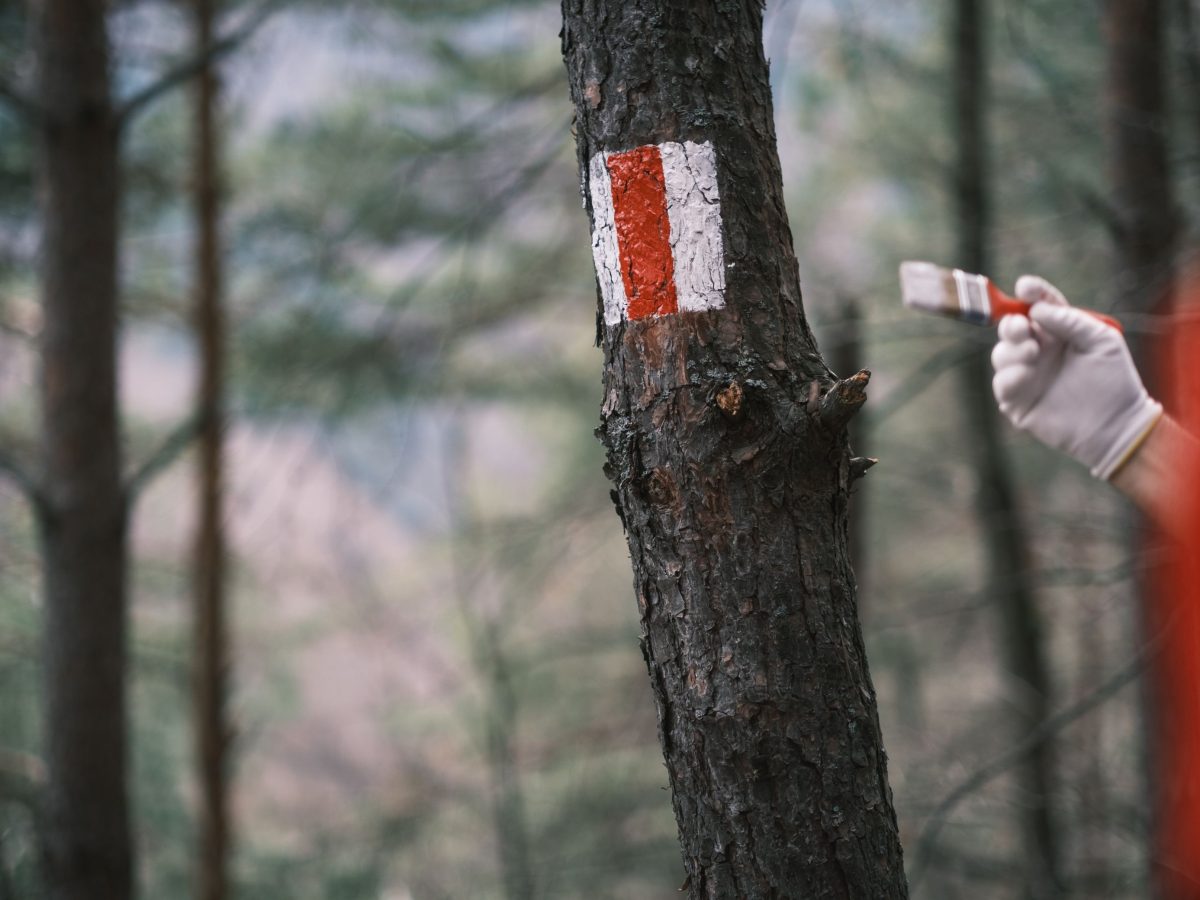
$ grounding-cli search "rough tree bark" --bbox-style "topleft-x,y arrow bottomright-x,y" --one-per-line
33,1 -> 131,897
561,2 -> 908,896
949,0 -> 1062,896
192,0 -> 231,897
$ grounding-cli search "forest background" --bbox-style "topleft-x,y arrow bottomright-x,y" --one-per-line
0,0 -> 1188,897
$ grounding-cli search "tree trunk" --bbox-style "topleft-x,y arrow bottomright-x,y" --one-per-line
480,620 -> 536,900
950,1 -> 1062,896
33,1 -> 131,898
561,3 -> 907,896
192,0 -> 230,898
1104,1 -> 1175,894
442,424 -> 536,899
1106,0 -> 1175,319
1176,0 -> 1200,168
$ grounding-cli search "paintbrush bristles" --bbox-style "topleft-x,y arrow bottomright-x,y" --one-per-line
899,261 -> 962,317
899,261 -> 1124,332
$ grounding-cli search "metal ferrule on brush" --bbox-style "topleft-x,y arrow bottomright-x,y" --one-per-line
952,269 -> 992,325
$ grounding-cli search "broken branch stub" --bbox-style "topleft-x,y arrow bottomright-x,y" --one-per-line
850,456 -> 879,482
818,369 -> 871,432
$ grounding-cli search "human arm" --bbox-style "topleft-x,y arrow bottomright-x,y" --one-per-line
990,276 -> 1195,533
1109,412 -> 1200,536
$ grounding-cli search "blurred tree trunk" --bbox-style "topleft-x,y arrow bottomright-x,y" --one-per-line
562,2 -> 907,896
950,0 -> 1062,896
33,2 -> 131,898
1106,0 -> 1175,322
1177,0 -> 1200,161
442,424 -> 536,900
192,0 -> 231,898
479,620 -> 536,900
1104,0 -> 1175,893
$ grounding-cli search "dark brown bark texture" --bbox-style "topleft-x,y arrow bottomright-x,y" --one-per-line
34,1 -> 131,898
1105,0 -> 1175,318
828,303 -> 865,601
561,2 -> 907,896
192,0 -> 231,897
950,0 -> 1062,896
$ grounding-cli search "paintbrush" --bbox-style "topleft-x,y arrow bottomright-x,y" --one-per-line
899,261 -> 1123,333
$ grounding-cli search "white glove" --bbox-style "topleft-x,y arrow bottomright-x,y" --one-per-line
991,275 -> 1162,480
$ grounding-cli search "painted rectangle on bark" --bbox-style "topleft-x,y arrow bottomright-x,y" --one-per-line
606,145 -> 679,320
589,140 -> 726,324
660,140 -> 726,313
588,151 -> 629,326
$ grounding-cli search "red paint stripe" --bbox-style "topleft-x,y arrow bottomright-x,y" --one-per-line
606,145 -> 678,320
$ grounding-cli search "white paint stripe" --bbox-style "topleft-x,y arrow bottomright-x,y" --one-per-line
588,151 -> 628,326
661,140 -> 726,313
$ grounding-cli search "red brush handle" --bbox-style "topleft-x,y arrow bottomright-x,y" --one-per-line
989,289 -> 1124,334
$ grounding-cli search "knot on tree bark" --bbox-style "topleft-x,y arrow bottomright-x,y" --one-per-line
814,369 -> 871,432
714,381 -> 745,422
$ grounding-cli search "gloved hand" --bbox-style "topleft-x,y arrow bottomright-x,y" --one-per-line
991,275 -> 1162,479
